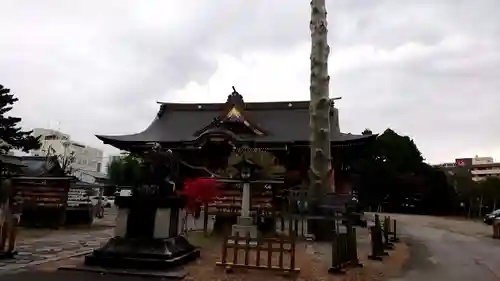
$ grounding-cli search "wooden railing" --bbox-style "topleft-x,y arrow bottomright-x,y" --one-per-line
216,232 -> 299,274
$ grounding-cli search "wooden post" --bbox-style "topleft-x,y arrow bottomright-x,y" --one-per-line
278,235 -> 284,269
368,225 -> 388,260
280,215 -> 285,232
348,227 -> 362,267
203,202 -> 209,235
383,216 -> 394,250
391,219 -> 400,242
244,233 -> 250,265
232,232 -> 239,264
256,234 -> 261,267
221,233 -> 228,264
294,219 -> 299,238
340,234 -> 348,265
290,232 -> 296,270
328,232 -> 343,274
267,239 -> 272,269
368,226 -> 383,261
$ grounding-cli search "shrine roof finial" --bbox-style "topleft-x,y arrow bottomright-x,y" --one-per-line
227,86 -> 244,108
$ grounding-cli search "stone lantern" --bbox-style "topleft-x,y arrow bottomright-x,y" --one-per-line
231,157 -> 261,241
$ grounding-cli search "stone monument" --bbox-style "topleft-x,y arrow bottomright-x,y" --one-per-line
84,144 -> 199,270
230,158 -> 261,241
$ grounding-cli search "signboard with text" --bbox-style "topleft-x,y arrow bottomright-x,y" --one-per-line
455,158 -> 473,167
12,177 -> 72,208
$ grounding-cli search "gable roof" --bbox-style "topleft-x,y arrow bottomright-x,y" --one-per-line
18,156 -> 66,177
96,90 -> 375,147
0,155 -> 25,167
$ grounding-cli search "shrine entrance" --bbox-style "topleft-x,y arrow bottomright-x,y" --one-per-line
90,87 -> 376,273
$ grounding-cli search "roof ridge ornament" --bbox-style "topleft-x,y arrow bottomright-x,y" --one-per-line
226,86 -> 245,108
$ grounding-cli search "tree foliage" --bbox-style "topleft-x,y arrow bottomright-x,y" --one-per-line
361,129 -> 372,135
179,178 -> 221,212
44,146 -> 76,175
107,153 -> 142,187
0,85 -> 41,152
350,128 -> 500,216
351,128 -> 458,215
480,177 -> 500,210
226,151 -> 284,178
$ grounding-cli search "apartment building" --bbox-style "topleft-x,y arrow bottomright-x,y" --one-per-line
31,128 -> 105,183
435,156 -> 500,181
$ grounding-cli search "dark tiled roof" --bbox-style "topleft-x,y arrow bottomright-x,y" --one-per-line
18,156 -> 65,177
0,155 -> 25,167
97,97 -> 375,146
79,169 -> 108,180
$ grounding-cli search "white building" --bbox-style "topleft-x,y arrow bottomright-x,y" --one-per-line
470,156 -> 500,182
435,155 -> 500,182
31,128 -> 106,183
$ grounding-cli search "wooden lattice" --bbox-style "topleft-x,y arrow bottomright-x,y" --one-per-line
216,232 -> 299,274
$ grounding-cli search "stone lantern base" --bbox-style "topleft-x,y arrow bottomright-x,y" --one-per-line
84,236 -> 199,269
230,216 -> 258,245
83,195 -> 199,270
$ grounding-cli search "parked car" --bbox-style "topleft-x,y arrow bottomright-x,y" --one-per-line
90,196 -> 114,208
484,209 -> 500,225
106,196 -> 115,208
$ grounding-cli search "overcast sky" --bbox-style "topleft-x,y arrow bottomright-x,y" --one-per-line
1,0 -> 499,164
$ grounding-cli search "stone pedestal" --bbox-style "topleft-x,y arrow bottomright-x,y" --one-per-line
231,216 -> 258,238
230,182 -> 258,243
114,208 -> 129,238
84,194 -> 199,270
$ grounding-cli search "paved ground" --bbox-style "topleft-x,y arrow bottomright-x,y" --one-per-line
385,213 -> 500,281
0,210 -> 403,280
0,208 -> 116,274
0,209 -> 211,275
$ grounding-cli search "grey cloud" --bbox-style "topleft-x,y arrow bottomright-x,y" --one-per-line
0,0 -> 499,163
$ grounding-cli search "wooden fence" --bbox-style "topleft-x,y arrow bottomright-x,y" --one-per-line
216,232 -> 299,274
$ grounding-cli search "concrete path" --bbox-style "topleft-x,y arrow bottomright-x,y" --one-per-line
386,214 -> 500,281
0,208 -> 117,274
0,228 -> 113,274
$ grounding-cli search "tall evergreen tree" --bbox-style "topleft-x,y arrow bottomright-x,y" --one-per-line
107,153 -> 142,187
0,85 -> 40,153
